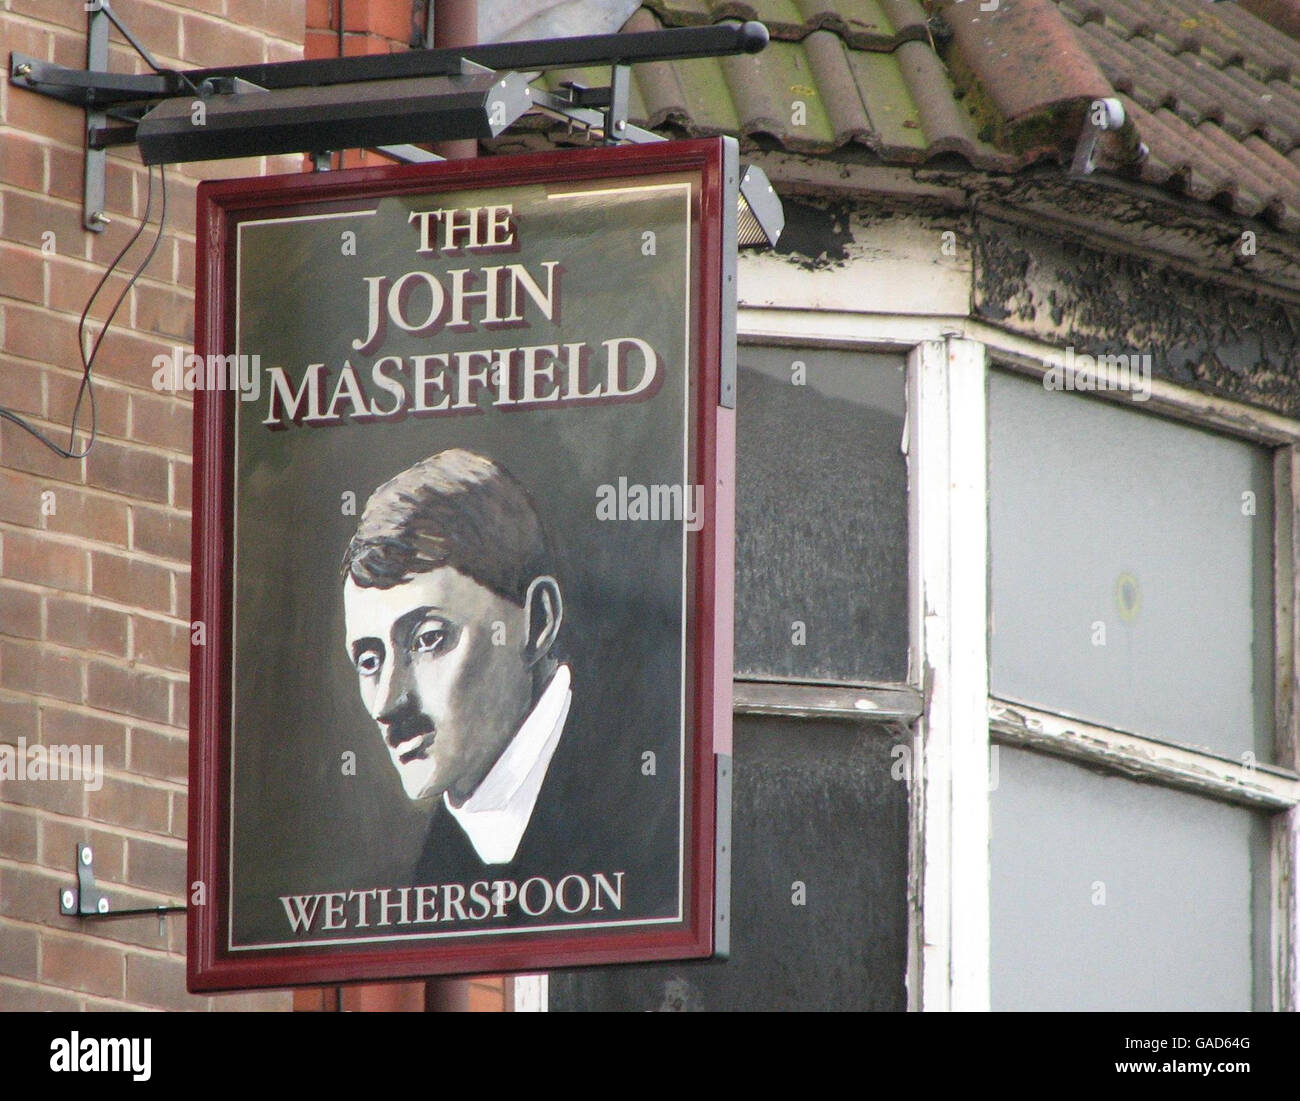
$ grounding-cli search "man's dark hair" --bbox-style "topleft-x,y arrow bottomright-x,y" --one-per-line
342,449 -> 554,605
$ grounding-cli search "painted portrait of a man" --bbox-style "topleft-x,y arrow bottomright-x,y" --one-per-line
341,448 -> 581,879
216,161 -> 713,968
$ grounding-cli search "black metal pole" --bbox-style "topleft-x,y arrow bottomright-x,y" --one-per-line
182,20 -> 769,92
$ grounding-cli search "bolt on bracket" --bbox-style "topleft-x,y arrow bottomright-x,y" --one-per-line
59,843 -> 185,936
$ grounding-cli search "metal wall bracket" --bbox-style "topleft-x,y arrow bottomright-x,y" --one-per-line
59,843 -> 185,936
1069,96 -> 1126,179
8,22 -> 767,165
603,63 -> 630,145
719,137 -> 739,408
714,753 -> 733,960
83,3 -> 109,232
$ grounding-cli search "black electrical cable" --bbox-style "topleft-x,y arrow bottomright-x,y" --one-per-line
0,0 -> 185,461
0,163 -> 168,459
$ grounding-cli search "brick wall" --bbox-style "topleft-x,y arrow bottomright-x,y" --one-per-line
0,0 -> 304,1012
2,0 -> 510,1014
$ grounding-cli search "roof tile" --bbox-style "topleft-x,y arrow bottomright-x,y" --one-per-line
936,0 -> 1112,127
1238,0 -> 1300,39
642,0 -> 930,45
802,29 -> 876,144
531,2 -> 1300,235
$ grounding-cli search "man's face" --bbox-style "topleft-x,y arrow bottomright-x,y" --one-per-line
343,566 -> 534,805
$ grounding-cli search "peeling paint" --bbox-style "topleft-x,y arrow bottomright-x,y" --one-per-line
974,212 -> 1300,418
772,198 -> 856,270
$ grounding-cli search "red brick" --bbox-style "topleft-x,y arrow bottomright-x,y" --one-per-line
174,237 -> 196,291
0,807 -> 38,862
90,552 -> 172,613
41,934 -> 125,999
344,30 -> 401,56
125,836 -> 186,895
173,572 -> 191,621
84,440 -> 170,503
129,726 -> 188,783
0,189 -> 83,252
0,529 -> 87,592
0,425 -> 81,484
172,460 -> 193,511
182,14 -> 266,67
304,28 -> 340,59
132,615 -> 189,672
45,373 -> 130,441
86,211 -> 159,271
50,20 -> 94,68
42,486 -> 130,547
40,705 -> 128,770
80,328 -> 175,392
0,694 -> 39,742
170,789 -> 188,839
0,241 -> 44,305
292,987 -> 332,1011
1,300 -> 81,371
0,131 -> 45,193
47,146 -> 137,211
0,355 -> 44,420
124,951 -> 200,1011
165,177 -> 199,238
45,252 -> 133,317
132,281 -> 193,343
130,392 -> 192,454
87,774 -> 171,833
3,79 -> 83,147
119,0 -> 183,60
0,772 -> 84,816
85,661 -> 171,724
0,468 -> 44,527
132,506 -> 190,562
170,677 -> 189,728
0,864 -> 86,929
0,923 -> 39,982
306,0 -> 333,31
45,596 -> 130,658
468,980 -> 506,1012
265,40 -> 304,66
38,818 -> 126,883
369,0 -> 413,44
0,585 -> 41,639
0,980 -> 81,1011
0,639 -> 83,704
228,0 -> 307,43
0,14 -> 53,63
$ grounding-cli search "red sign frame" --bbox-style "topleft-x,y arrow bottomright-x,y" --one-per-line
187,139 -> 734,991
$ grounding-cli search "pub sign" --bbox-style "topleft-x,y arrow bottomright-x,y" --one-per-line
186,139 -> 735,990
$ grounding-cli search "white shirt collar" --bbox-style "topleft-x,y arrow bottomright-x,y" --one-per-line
444,663 -> 572,865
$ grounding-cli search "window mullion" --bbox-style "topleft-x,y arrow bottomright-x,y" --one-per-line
908,337 -> 990,1011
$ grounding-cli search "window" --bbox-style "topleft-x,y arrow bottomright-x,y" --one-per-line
985,362 -> 1297,1011
547,342 -> 915,1010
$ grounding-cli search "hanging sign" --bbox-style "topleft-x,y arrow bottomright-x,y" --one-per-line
186,139 -> 735,990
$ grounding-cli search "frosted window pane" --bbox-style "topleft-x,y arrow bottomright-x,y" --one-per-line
736,347 -> 908,683
989,370 -> 1274,760
991,746 -> 1268,1011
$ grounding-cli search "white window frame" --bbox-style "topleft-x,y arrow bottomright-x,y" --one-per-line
737,310 -> 1299,1013
979,332 -> 1300,1013
522,307 -> 1300,1012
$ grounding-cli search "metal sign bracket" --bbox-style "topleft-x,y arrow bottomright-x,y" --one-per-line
59,842 -> 185,936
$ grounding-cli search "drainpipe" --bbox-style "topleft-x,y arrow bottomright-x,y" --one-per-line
432,0 -> 479,160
